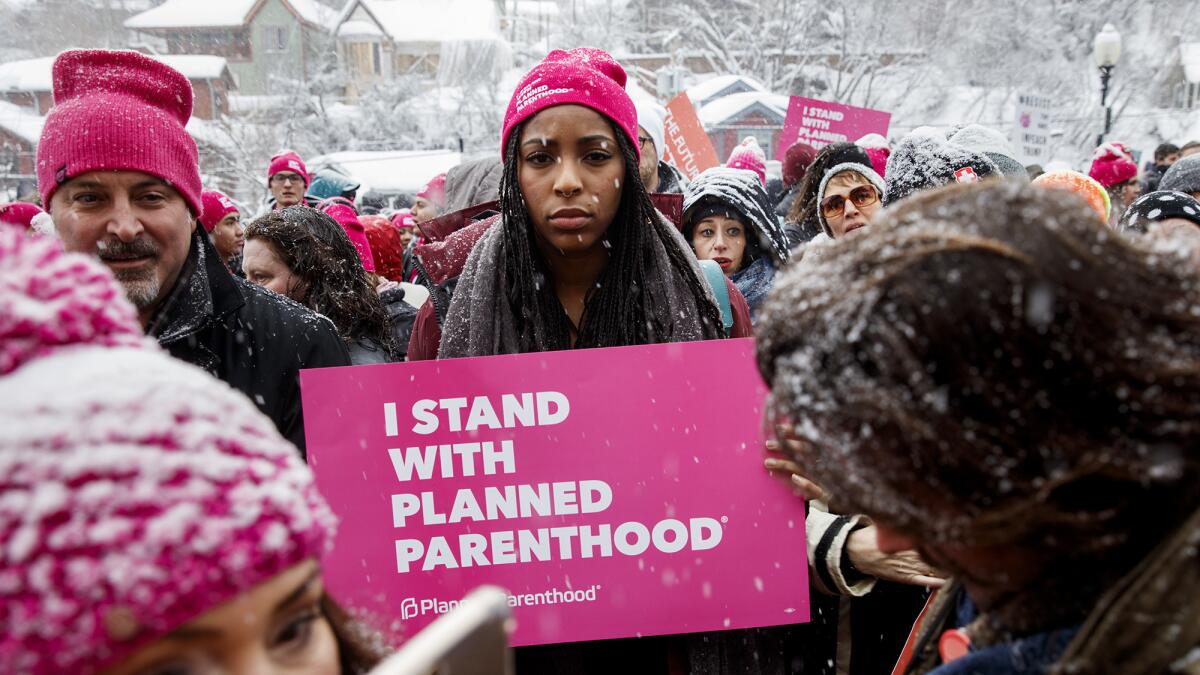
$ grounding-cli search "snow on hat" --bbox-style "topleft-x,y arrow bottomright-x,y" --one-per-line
416,173 -> 446,209
948,124 -> 1027,180
1087,142 -> 1138,188
855,133 -> 891,179
634,98 -> 667,161
1118,190 -> 1200,234
36,50 -> 202,217
884,133 -> 1000,205
1159,154 -> 1200,195
361,214 -> 405,281
0,226 -> 337,674
501,48 -> 639,162
268,150 -> 310,187
0,202 -> 50,234
199,189 -> 239,233
782,141 -> 817,188
816,161 -> 886,236
726,137 -> 767,186
1032,169 -> 1111,223
318,198 -> 376,273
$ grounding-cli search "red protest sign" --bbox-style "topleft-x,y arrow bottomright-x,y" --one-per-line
777,97 -> 891,157
662,93 -> 721,181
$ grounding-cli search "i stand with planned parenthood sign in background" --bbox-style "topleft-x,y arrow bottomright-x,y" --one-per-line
777,96 -> 892,157
300,339 -> 810,647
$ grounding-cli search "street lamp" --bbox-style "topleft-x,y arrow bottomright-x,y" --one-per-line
1092,23 -> 1121,147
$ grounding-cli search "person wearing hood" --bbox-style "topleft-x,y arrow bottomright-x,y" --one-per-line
37,49 -> 349,456
634,98 -> 686,194
1158,153 -> 1200,200
947,125 -> 1028,180
0,226 -> 390,674
307,166 -> 361,204
443,157 -> 503,212
884,130 -> 1000,206
758,180 -> 1200,675
683,166 -> 789,319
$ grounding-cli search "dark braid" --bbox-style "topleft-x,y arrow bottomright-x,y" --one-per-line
499,121 -> 724,352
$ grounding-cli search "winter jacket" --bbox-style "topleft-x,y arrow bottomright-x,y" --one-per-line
380,284 -> 418,361
901,506 -> 1200,674
1142,163 -> 1170,194
443,157 -> 504,213
348,337 -> 391,366
148,229 -> 351,456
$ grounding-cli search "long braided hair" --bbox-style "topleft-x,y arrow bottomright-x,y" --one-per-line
498,120 -> 724,352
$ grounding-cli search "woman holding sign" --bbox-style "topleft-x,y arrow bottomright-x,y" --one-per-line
410,48 -> 752,361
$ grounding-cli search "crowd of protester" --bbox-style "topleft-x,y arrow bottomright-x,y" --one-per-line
2,45 -> 1199,675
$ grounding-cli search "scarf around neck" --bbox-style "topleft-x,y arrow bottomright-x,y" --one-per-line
438,213 -> 725,358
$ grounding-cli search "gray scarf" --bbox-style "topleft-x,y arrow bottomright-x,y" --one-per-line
439,214 -> 725,358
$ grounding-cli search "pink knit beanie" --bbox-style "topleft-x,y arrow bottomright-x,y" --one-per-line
726,137 -> 767,186
501,48 -> 639,162
199,189 -> 239,233
268,150 -> 310,187
0,225 -> 337,674
1088,142 -> 1138,188
416,172 -> 447,209
36,50 -> 202,217
319,198 -> 377,273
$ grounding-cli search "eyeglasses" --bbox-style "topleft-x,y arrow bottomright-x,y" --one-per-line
639,136 -> 654,151
271,173 -> 304,186
821,185 -> 879,220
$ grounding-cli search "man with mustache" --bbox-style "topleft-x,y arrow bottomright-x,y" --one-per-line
36,49 -> 349,457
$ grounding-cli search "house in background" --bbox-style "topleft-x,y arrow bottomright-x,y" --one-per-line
0,54 -> 238,120
125,0 -> 337,96
688,76 -> 788,161
332,0 -> 508,99
0,101 -> 43,200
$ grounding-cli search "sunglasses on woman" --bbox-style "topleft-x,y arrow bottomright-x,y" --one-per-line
821,186 -> 880,220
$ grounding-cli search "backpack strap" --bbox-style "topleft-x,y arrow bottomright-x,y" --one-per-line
697,259 -> 734,333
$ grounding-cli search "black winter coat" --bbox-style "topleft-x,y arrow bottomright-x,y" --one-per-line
148,229 -> 351,456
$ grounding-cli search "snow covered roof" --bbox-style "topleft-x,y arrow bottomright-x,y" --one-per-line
335,0 -> 505,44
0,57 -> 53,92
310,150 -> 463,194
686,75 -> 767,108
0,54 -> 231,94
0,100 -> 44,144
126,0 -> 335,30
1182,42 -> 1200,84
698,91 -> 788,127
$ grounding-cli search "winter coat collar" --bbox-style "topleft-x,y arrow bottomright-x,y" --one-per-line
147,228 -> 245,345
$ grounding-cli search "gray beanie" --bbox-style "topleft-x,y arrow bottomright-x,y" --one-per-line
884,133 -> 1001,205
949,124 -> 1028,180
1159,155 -> 1200,195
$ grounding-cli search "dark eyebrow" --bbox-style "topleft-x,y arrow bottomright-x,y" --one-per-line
521,138 -> 557,149
273,569 -> 322,613
164,570 -> 321,641
579,134 -> 616,145
132,179 -> 173,191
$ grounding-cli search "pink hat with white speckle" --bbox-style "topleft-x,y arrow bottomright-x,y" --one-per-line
0,226 -> 337,674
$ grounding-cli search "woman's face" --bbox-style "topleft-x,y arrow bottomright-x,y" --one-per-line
243,238 -> 308,301
821,172 -> 881,237
518,104 -> 625,259
398,228 -> 414,249
690,214 -> 747,275
102,561 -> 340,675
1119,179 -> 1140,208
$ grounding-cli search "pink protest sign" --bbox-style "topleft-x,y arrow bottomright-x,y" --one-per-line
301,339 -> 809,647
662,92 -> 721,180
777,96 -> 891,157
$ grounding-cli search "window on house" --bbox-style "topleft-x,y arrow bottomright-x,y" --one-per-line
347,42 -> 382,76
262,25 -> 288,53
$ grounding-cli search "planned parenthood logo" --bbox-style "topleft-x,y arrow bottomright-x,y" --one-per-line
400,585 -> 602,621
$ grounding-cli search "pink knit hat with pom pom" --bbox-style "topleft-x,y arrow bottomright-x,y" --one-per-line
0,225 -> 337,674
726,137 -> 767,186
1088,142 -> 1138,188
